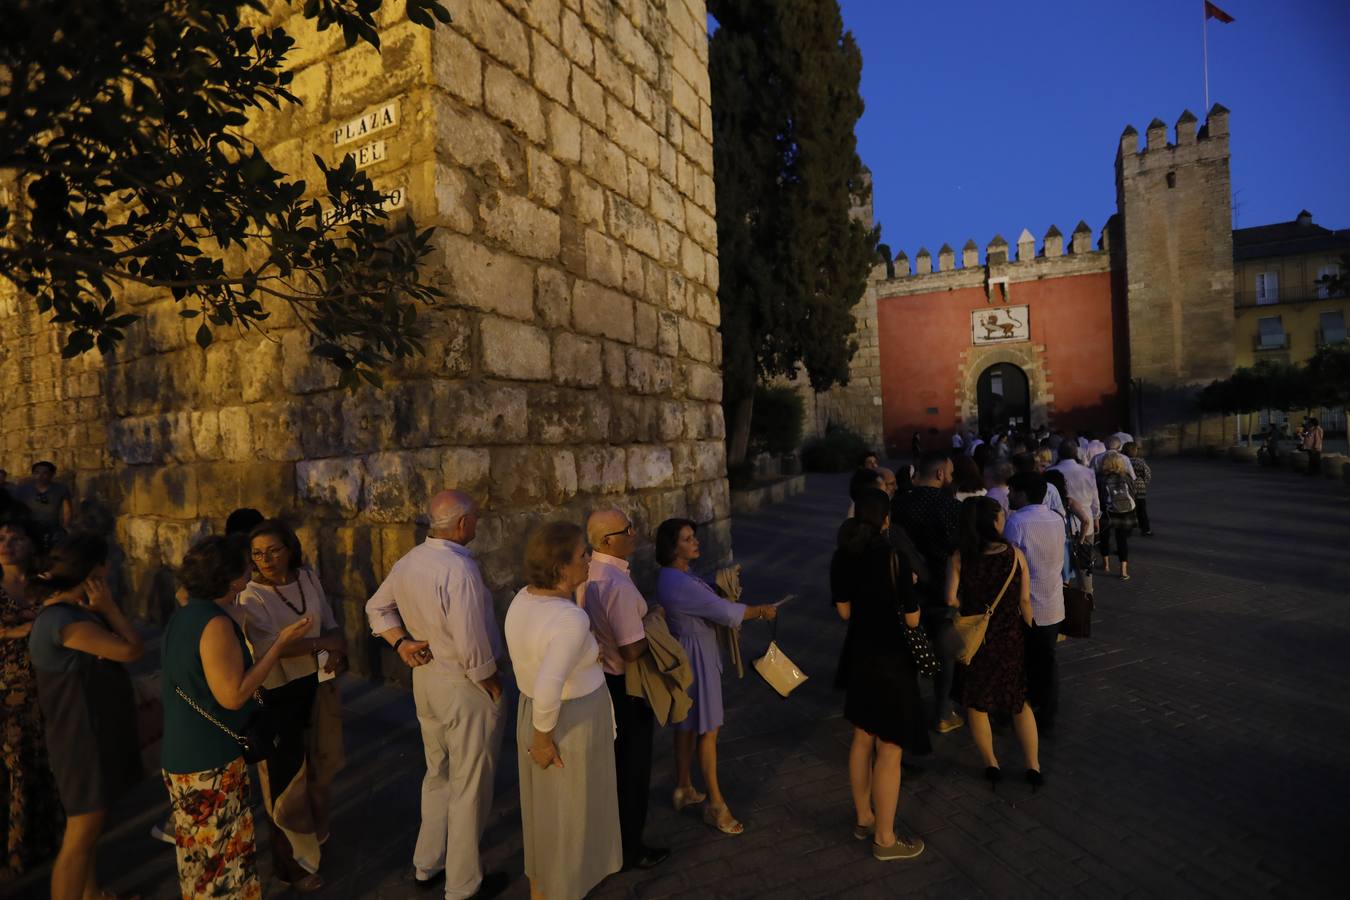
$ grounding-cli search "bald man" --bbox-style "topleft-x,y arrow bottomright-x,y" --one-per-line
365,491 -> 508,900
579,509 -> 670,872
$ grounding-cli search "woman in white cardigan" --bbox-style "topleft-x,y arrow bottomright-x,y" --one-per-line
505,522 -> 621,900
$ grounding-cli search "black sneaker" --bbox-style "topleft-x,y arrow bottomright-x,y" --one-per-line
623,845 -> 671,871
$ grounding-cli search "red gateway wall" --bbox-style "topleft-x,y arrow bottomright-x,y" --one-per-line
875,270 -> 1125,454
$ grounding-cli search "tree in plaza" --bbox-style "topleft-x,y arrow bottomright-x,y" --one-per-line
709,0 -> 880,465
1,0 -> 449,389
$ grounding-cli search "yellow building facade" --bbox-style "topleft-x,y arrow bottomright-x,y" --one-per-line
1233,210 -> 1348,369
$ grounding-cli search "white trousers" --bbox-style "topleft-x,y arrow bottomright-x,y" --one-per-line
411,670 -> 506,900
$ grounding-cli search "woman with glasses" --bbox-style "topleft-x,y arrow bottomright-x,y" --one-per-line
235,521 -> 346,894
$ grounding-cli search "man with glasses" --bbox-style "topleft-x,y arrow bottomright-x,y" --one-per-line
579,509 -> 670,872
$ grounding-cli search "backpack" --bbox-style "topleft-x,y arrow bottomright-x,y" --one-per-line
1105,476 -> 1135,515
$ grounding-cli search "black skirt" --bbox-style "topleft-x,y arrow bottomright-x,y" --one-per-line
39,658 -> 141,815
842,650 -> 932,754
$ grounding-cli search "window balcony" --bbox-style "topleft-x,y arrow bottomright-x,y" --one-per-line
1317,329 -> 1347,347
1253,334 -> 1288,351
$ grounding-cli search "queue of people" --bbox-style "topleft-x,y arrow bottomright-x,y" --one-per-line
831,427 -> 1160,861
0,428 -> 1160,896
363,491 -> 777,899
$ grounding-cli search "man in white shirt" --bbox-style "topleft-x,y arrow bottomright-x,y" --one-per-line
1110,430 -> 1134,446
1004,473 -> 1066,737
366,490 -> 508,900
1050,443 -> 1101,538
579,509 -> 670,872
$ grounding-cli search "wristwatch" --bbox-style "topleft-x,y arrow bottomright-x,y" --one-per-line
393,636 -> 409,652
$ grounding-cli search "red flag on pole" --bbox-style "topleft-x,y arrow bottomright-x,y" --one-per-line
1205,1 -> 1235,24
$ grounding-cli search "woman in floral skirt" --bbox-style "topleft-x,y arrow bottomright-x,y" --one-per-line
161,535 -> 312,898
0,517 -> 62,879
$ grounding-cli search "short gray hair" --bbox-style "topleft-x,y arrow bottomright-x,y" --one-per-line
428,491 -> 475,531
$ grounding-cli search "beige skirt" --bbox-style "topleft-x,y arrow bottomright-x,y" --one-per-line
517,685 -> 622,900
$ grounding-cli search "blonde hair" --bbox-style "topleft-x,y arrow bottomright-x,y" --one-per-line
1098,451 -> 1130,477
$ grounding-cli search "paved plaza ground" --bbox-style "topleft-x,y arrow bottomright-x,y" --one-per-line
8,458 -> 1348,899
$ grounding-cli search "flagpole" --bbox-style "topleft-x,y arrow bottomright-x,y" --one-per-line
1202,2 -> 1210,111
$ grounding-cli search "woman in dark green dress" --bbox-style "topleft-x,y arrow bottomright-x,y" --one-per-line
28,534 -> 145,900
161,534 -> 313,899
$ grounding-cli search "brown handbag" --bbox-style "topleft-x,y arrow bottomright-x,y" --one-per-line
1061,585 -> 1094,638
950,553 -> 1019,665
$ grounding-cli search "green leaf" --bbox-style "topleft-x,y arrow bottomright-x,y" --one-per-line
196,323 -> 214,348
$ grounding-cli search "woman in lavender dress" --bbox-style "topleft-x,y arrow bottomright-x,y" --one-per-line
654,519 -> 777,835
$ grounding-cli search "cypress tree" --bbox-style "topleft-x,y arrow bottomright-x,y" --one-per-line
710,0 -> 880,465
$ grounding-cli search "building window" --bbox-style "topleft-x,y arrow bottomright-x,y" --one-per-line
1319,310 -> 1346,346
1317,264 -> 1341,299
1256,316 -> 1286,350
1166,171 -> 1176,189
1255,271 -> 1279,305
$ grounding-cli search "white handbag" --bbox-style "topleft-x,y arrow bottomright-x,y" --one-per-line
752,619 -> 808,698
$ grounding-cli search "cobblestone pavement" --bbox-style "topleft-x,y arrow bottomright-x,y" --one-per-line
9,459 -> 1347,899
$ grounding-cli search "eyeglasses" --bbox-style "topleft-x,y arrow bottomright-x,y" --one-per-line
251,547 -> 288,561
602,524 -> 635,540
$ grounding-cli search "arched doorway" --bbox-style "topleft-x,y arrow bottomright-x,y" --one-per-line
976,363 -> 1030,434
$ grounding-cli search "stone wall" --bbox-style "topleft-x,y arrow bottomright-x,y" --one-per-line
0,0 -> 727,675
1115,106 -> 1236,452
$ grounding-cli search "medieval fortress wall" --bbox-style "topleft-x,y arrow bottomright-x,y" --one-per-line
0,0 -> 728,671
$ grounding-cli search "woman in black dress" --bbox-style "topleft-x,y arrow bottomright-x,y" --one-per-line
944,498 -> 1042,790
831,489 -> 928,862
28,535 -> 145,900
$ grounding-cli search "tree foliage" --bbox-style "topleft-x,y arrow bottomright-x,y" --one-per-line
0,0 -> 450,389
1198,344 -> 1350,415
709,0 -> 879,463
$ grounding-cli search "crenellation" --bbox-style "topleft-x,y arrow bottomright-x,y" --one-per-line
1069,220 -> 1092,254
938,243 -> 954,272
1175,109 -> 1198,145
1043,225 -> 1063,258
915,247 -> 932,275
1145,117 -> 1168,151
1016,228 -> 1035,262
961,240 -> 978,269
986,234 -> 1008,264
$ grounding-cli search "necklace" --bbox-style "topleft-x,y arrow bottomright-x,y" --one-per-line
274,573 -> 308,616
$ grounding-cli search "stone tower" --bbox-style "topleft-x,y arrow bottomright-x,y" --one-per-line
1115,105 -> 1235,438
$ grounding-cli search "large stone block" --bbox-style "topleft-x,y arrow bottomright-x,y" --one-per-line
297,457 -> 366,517
480,316 -> 552,380
217,406 -> 254,461
446,0 -> 530,76
429,381 -> 530,444
249,401 -> 304,461
480,191 -> 562,260
528,385 -> 610,443
572,281 -> 635,343
536,267 -> 572,328
607,195 -> 661,259
484,63 -> 546,143
577,445 -> 627,494
683,362 -> 722,402
552,333 -> 603,387
626,348 -> 673,395
435,95 -> 521,186
363,450 -> 437,523
490,446 -> 577,505
432,27 -> 483,107
626,445 -> 674,489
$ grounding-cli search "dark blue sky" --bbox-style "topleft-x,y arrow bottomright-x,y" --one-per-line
839,0 -> 1350,261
